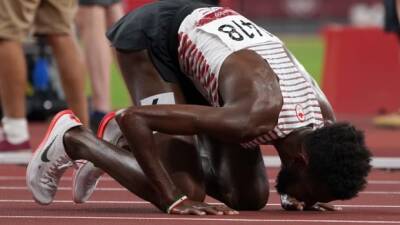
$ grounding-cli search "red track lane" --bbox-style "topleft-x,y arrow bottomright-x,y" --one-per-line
7,115 -> 399,225
0,165 -> 399,225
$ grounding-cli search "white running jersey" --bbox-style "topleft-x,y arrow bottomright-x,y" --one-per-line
177,7 -> 324,146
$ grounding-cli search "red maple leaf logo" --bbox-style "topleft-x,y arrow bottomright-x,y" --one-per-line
295,104 -> 305,122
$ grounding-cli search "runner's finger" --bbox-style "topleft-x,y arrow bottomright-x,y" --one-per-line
215,205 -> 239,215
189,208 -> 206,216
170,207 -> 205,216
202,206 -> 223,215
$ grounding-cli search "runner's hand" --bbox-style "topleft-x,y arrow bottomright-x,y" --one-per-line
169,199 -> 239,215
280,194 -> 342,211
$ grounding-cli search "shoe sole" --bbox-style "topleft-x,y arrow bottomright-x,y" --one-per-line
72,111 -> 116,203
26,110 -> 76,205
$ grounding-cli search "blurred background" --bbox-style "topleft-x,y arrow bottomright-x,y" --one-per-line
219,0 -> 383,33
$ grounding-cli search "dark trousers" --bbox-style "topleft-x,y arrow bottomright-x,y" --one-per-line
384,0 -> 400,34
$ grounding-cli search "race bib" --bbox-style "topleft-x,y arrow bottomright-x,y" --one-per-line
197,14 -> 282,51
140,92 -> 175,106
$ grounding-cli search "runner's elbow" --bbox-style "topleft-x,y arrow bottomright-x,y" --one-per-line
116,107 -> 146,132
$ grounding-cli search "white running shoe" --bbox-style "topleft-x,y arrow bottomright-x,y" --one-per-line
72,111 -> 123,203
26,110 -> 82,205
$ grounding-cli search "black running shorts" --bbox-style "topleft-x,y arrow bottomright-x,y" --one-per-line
107,0 -> 211,104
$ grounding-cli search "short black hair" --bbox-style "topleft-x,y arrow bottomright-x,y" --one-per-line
193,0 -> 220,5
276,123 -> 372,200
275,164 -> 299,195
305,122 -> 372,199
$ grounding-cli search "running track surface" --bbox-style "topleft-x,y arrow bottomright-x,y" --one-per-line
1,115 -> 399,225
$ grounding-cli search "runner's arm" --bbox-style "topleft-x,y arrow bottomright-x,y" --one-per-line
115,49 -> 276,212
116,103 -> 268,209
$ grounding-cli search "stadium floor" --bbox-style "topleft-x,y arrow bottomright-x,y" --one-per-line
0,114 -> 399,224
0,166 -> 399,224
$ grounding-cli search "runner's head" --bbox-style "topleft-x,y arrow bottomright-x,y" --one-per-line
276,122 -> 372,206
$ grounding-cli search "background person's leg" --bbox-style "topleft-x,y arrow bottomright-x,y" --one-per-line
0,41 -> 27,119
197,134 -> 269,210
0,0 -> 41,151
35,0 -> 89,126
373,0 -> 400,128
76,5 -> 117,130
105,2 -> 124,28
46,35 -> 89,126
0,41 -> 31,149
77,5 -> 111,114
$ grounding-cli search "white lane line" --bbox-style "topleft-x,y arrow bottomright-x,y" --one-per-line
0,186 -> 126,191
263,156 -> 400,169
0,215 -> 399,224
0,199 -> 149,204
1,200 -> 400,209
0,176 -> 399,185
1,186 -> 399,195
368,181 -> 400,185
0,155 -> 399,172
0,176 -> 59,181
361,191 -> 400,195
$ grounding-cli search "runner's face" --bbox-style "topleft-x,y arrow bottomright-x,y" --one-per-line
277,159 -> 336,206
284,177 -> 336,206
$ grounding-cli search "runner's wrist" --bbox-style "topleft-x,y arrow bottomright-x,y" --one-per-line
165,194 -> 188,213
160,189 -> 187,211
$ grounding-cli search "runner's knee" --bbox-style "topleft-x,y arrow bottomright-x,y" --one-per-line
222,180 -> 269,210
